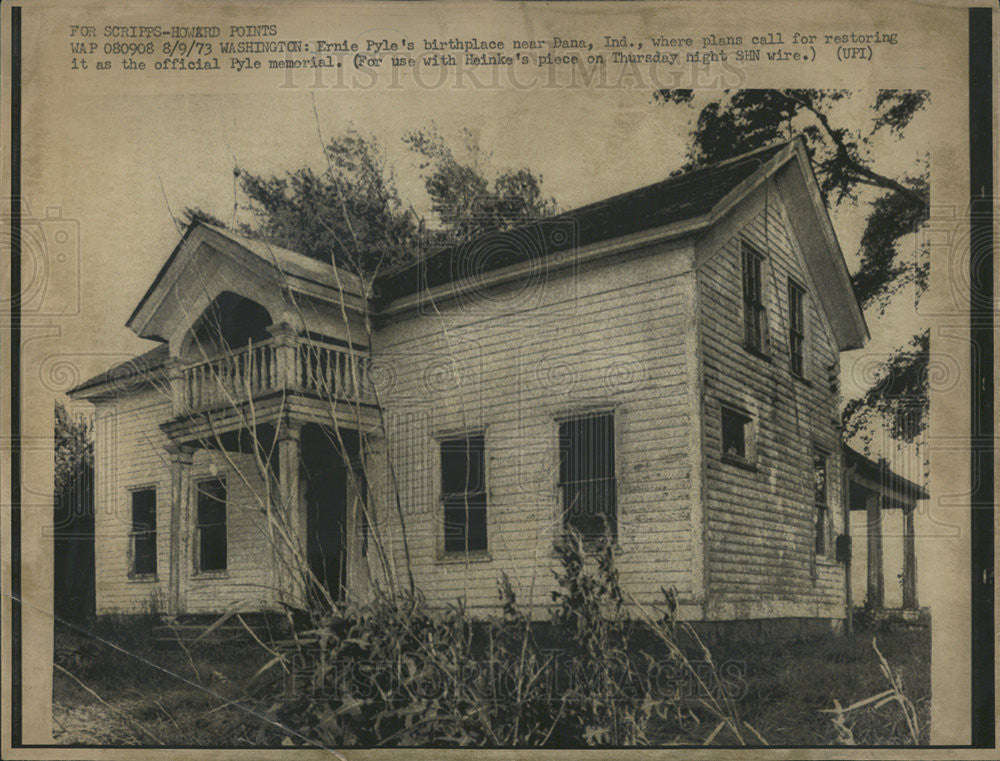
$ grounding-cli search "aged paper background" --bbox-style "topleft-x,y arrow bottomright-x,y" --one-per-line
1,0 -> 995,758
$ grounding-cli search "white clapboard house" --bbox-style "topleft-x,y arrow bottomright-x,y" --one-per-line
70,137 -> 902,632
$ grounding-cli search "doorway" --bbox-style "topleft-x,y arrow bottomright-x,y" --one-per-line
301,425 -> 354,605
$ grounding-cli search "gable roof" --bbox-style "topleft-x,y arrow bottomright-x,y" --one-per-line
374,138 -> 868,350
75,138 -> 869,399
376,141 -> 788,306
126,221 -> 367,343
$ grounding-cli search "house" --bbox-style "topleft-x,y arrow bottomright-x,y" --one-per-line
69,137 -> 884,633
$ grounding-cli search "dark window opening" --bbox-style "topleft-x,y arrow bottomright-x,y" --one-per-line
559,412 -> 617,543
131,488 -> 157,576
186,291 -> 272,358
721,406 -> 751,462
788,279 -> 806,377
197,478 -> 227,572
742,241 -> 767,353
441,434 -> 487,553
813,451 -> 829,556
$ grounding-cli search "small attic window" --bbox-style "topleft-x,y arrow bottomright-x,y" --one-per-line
721,404 -> 755,468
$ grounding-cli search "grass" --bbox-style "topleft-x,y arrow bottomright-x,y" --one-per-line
703,627 -> 930,745
53,615 -> 929,747
53,616 -> 277,745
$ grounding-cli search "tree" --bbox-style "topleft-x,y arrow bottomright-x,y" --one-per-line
654,89 -> 930,444
237,129 -> 421,279
404,126 -> 557,245
230,126 -> 557,283
54,402 -> 95,622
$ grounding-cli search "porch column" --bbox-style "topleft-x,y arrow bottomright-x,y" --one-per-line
268,322 -> 301,390
902,503 -> 918,609
865,491 -> 884,609
276,420 -> 306,606
165,357 -> 187,417
167,445 -> 194,616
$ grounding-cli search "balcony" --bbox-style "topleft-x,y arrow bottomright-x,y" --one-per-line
164,329 -> 378,443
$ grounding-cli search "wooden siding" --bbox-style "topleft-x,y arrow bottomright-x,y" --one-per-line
363,240 -> 701,615
696,182 -> 846,621
93,390 -> 171,614
92,386 -> 277,614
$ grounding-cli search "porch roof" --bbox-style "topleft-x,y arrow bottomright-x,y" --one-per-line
844,444 -> 929,508
68,344 -> 169,398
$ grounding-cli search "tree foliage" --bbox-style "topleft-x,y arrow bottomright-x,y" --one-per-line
404,127 -> 557,245
841,329 -> 930,445
237,130 -> 421,278
654,89 -> 930,443
228,127 -> 556,281
55,402 -> 93,498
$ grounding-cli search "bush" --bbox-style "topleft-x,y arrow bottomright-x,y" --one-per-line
252,530 -> 755,747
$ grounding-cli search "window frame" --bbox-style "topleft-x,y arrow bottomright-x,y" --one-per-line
128,486 -> 158,579
741,240 -> 769,356
720,403 -> 756,470
812,447 -> 832,561
556,409 -> 618,545
437,431 -> 489,557
195,476 -> 228,574
787,278 -> 807,379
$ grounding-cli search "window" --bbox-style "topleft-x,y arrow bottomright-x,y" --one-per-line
196,478 -> 227,572
130,488 -> 157,576
558,412 -> 616,542
813,450 -> 829,556
788,279 -> 806,377
721,406 -> 752,463
742,241 -> 768,353
440,434 -> 487,553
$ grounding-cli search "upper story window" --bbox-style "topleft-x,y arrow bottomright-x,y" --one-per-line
558,412 -> 617,543
788,279 -> 806,377
196,478 -> 227,572
130,488 -> 157,576
813,449 -> 830,557
741,240 -> 768,354
440,434 -> 487,554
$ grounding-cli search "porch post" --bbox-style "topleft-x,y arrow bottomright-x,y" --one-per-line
865,491 -> 884,609
165,357 -> 187,417
167,444 -> 194,616
276,420 -> 306,606
268,322 -> 301,390
902,503 -> 918,609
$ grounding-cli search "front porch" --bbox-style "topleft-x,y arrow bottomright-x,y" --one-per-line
162,417 -> 372,617
844,445 -> 928,614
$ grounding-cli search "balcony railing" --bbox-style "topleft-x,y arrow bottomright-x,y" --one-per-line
176,335 -> 371,415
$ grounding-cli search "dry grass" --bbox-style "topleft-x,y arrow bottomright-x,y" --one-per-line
53,612 -> 929,747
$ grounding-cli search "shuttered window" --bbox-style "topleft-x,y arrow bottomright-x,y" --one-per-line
130,488 -> 157,576
196,478 -> 227,572
441,434 -> 487,553
559,412 -> 617,542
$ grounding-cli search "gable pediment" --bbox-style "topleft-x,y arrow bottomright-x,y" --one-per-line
694,139 -> 869,352
126,222 -> 369,354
